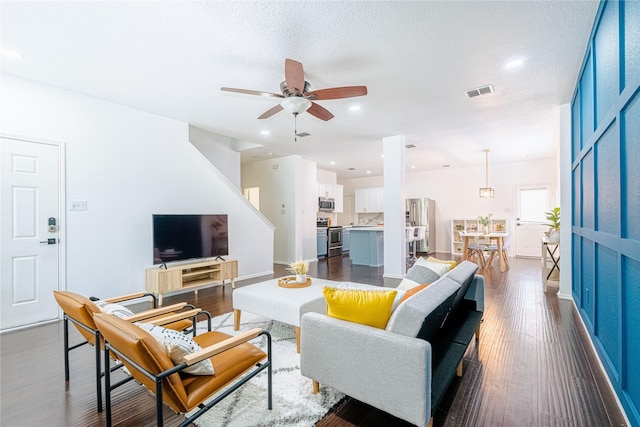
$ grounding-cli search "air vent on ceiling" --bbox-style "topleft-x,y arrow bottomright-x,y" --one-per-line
295,132 -> 310,137
406,144 -> 416,148
466,84 -> 494,98
347,167 -> 356,171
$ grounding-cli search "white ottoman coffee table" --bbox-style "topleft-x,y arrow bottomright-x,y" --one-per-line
233,277 -> 338,352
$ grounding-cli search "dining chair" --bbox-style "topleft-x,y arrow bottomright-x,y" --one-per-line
94,312 -> 272,427
415,226 -> 426,254
485,234 -> 511,270
406,226 -> 417,260
460,231 -> 487,269
53,290 -> 211,412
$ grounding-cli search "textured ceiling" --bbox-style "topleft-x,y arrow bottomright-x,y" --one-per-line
0,1 -> 598,179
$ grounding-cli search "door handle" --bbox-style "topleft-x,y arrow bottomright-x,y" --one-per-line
40,238 -> 57,245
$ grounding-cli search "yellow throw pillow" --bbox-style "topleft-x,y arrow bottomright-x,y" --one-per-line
323,287 -> 398,329
426,256 -> 457,269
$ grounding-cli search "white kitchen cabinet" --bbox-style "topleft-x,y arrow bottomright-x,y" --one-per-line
355,187 -> 384,213
333,184 -> 343,213
317,183 -> 343,212
318,183 -> 333,198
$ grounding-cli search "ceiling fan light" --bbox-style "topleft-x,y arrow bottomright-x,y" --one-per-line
280,97 -> 312,114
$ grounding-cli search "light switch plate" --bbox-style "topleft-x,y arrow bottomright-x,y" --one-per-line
69,200 -> 88,211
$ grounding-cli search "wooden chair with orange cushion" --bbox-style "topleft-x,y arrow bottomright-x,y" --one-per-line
94,312 -> 272,427
53,290 -> 211,412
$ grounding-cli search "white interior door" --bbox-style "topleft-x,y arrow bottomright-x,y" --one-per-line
1,137 -> 62,330
514,184 -> 552,258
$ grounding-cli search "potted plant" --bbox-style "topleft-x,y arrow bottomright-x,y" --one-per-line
289,260 -> 310,283
478,213 -> 493,234
545,207 -> 560,242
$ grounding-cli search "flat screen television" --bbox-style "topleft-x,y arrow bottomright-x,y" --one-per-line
152,214 -> 228,265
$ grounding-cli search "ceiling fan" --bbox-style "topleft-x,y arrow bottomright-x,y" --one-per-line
221,58 -> 367,122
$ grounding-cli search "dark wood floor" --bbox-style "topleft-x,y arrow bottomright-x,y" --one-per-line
0,254 -> 628,426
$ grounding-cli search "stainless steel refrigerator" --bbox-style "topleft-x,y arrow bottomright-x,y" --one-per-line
406,198 -> 436,254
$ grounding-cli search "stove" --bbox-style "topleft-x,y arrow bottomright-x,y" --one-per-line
327,226 -> 343,257
317,219 -> 342,257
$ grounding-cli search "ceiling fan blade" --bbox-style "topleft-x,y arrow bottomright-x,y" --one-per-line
285,59 -> 305,95
307,86 -> 368,100
307,102 -> 334,121
258,104 -> 284,119
221,87 -> 284,98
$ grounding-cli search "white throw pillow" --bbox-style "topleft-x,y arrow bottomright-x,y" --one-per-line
414,258 -> 451,277
94,300 -> 135,319
136,322 -> 214,375
397,277 -> 421,290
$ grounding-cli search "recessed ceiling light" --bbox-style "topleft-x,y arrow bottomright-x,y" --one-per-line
380,154 -> 384,158
505,58 -> 525,69
267,152 -> 273,156
330,161 -> 336,165
260,130 -> 270,136
349,105 -> 361,112
366,170 -> 372,174
410,165 -> 416,169
1,48 -> 24,60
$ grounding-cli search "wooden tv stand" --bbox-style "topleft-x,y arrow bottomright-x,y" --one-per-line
145,258 -> 238,305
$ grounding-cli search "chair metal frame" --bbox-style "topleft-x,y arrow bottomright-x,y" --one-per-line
103,328 -> 272,427
58,291 -> 212,412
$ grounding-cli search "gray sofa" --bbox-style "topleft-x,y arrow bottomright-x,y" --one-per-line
300,260 -> 483,427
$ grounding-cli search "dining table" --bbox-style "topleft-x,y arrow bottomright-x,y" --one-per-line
461,231 -> 511,272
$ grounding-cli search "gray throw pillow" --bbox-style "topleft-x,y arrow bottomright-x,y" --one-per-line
405,264 -> 441,285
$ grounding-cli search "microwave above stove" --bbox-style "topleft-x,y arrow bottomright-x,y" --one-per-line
318,197 -> 335,212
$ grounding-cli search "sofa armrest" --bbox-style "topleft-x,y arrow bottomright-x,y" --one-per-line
300,312 -> 431,427
464,275 -> 485,312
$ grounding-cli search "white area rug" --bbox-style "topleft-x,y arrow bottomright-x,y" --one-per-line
188,312 -> 344,427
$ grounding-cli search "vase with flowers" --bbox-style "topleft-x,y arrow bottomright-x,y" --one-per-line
478,213 -> 493,234
289,260 -> 310,283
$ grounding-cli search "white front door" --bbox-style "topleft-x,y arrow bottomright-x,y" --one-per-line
1,137 -> 62,330
514,184 -> 553,258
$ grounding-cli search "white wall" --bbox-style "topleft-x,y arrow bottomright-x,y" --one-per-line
1,74 -> 274,298
340,157 -> 557,254
242,155 -> 317,264
188,126 -> 241,188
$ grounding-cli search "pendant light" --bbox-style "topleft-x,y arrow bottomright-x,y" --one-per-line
479,148 -> 495,198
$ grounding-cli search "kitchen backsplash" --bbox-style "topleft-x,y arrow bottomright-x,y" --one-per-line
317,212 -> 384,226
356,213 -> 384,225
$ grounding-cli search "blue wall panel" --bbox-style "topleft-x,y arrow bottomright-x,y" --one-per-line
622,93 -> 640,241
572,233 -> 582,301
595,244 -> 620,379
573,165 -> 581,227
595,122 -> 620,234
581,53 -> 595,140
581,238 -> 595,330
595,1 -> 618,123
624,1 -> 640,90
623,257 -> 640,420
572,91 -> 582,159
571,2 -> 640,424
582,149 -> 595,229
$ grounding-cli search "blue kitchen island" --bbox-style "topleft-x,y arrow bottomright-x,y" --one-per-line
349,227 -> 384,267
